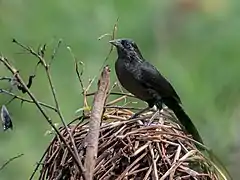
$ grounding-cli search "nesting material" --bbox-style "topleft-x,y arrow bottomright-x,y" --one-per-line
39,106 -> 218,180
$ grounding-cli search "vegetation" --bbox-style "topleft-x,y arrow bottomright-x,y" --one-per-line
0,0 -> 239,179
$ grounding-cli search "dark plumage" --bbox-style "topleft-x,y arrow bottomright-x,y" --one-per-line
1,105 -> 13,131
110,38 -> 203,144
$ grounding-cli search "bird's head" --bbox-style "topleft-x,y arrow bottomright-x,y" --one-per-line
109,38 -> 143,60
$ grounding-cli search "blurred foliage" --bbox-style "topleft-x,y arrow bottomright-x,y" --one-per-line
0,0 -> 240,179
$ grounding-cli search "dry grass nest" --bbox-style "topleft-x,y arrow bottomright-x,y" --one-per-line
39,103 -> 221,180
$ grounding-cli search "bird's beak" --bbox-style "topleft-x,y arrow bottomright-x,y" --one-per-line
109,39 -> 121,47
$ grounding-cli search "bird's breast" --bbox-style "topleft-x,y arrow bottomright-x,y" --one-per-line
115,58 -> 152,101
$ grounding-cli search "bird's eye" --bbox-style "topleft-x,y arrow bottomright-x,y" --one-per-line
122,40 -> 131,49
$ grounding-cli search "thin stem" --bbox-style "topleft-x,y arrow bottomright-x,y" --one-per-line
12,40 -> 84,174
45,66 -> 83,168
0,89 -> 56,111
86,91 -> 134,98
0,56 -> 86,179
0,153 -> 24,171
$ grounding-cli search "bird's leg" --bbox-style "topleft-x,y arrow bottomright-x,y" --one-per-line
129,89 -> 162,119
129,106 -> 150,119
155,101 -> 163,110
147,89 -> 163,110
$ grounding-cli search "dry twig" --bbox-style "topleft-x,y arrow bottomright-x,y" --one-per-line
0,153 -> 24,171
84,66 -> 110,180
0,43 -> 85,179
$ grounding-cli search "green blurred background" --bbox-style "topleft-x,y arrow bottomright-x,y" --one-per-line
0,0 -> 240,179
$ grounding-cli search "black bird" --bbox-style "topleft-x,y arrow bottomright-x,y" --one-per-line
109,38 -> 203,144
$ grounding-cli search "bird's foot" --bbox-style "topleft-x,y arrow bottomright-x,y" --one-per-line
156,101 -> 163,110
129,107 -> 150,119
129,113 -> 139,119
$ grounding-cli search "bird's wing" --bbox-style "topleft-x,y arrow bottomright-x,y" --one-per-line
136,61 -> 181,103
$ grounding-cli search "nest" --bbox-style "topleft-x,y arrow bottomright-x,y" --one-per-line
39,106 -> 219,180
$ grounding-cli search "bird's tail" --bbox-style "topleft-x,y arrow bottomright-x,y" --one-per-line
164,99 -> 203,144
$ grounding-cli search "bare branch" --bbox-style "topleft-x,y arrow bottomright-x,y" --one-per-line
0,89 -> 56,111
49,39 -> 62,65
84,66 -> 110,180
86,91 -> 134,98
67,46 -> 85,93
29,142 -> 51,180
11,40 -> 85,176
98,17 -> 119,72
0,76 -> 12,81
0,56 -> 86,178
12,39 -> 47,67
0,153 -> 24,171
